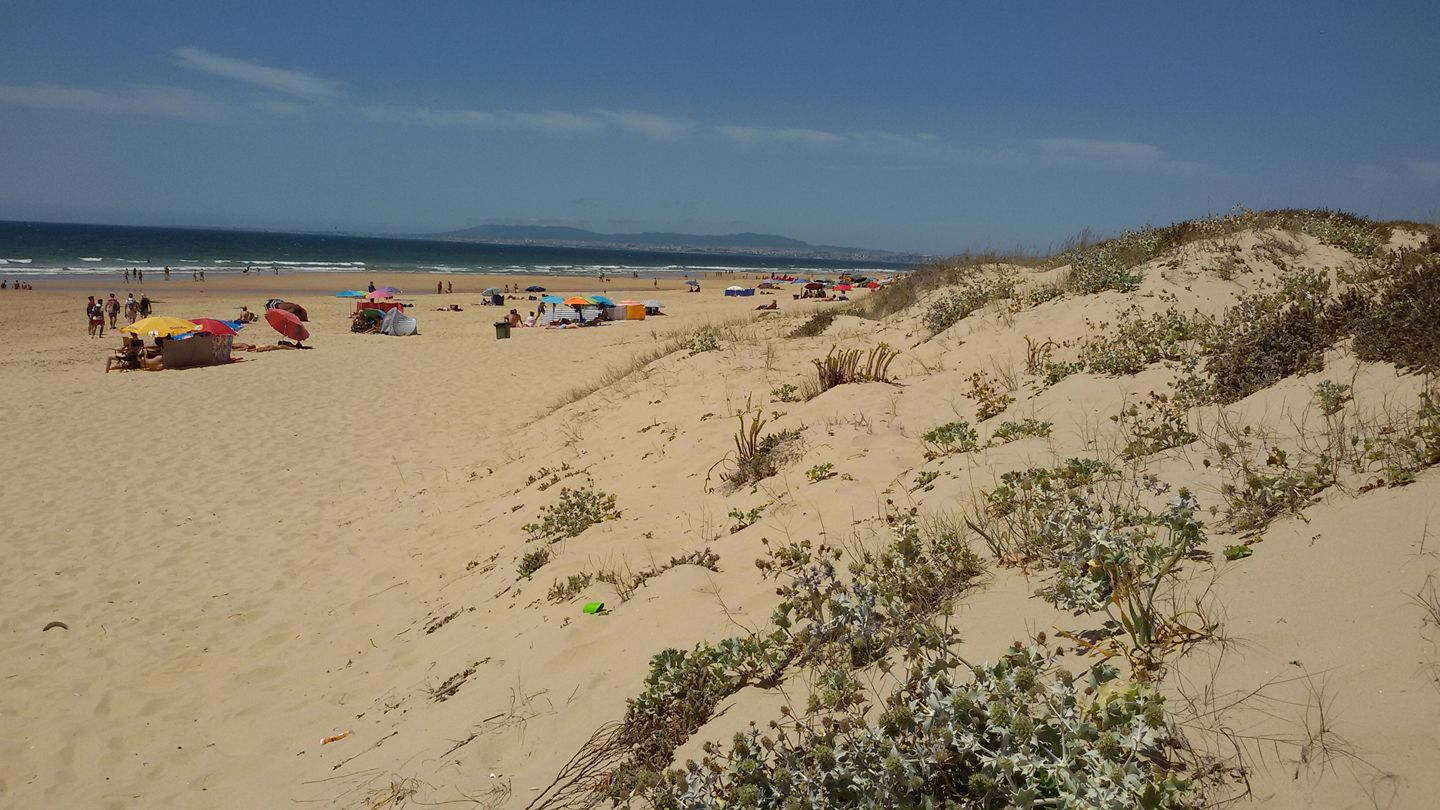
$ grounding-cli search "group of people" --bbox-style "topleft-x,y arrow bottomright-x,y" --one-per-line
1,280 -> 33,289
86,293 -> 151,336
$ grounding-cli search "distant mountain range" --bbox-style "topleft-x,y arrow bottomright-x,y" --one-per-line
423,224 -> 921,264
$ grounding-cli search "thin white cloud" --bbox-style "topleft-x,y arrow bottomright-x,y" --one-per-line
718,125 -> 847,147
353,103 -> 500,129
0,82 -> 231,121
591,109 -> 695,140
174,46 -> 342,100
509,110 -> 606,137
1409,160 -> 1440,183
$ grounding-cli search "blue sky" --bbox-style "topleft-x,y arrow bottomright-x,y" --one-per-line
1,1 -> 1436,253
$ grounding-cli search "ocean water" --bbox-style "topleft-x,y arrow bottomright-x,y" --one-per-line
0,220 -> 908,278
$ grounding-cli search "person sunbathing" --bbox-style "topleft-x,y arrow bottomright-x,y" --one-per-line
105,339 -> 144,372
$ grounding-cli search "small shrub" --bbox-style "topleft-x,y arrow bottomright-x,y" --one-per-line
685,328 -> 721,356
1203,269 -> 1343,403
1314,380 -> 1353,416
1028,283 -> 1063,305
1361,391 -> 1440,487
728,504 -> 766,533
804,463 -> 836,483
1041,360 -> 1083,386
966,370 -> 1013,421
921,420 -> 980,457
788,310 -> 836,338
1220,446 -> 1335,532
911,470 -> 940,492
517,547 -> 552,578
990,418 -> 1053,444
522,487 -> 621,543
1080,306 -> 1211,377
1113,391 -> 1197,459
809,344 -> 899,395
547,572 -> 594,602
920,273 -> 1016,332
1353,253 -> 1440,370
770,383 -> 800,402
719,409 -> 804,489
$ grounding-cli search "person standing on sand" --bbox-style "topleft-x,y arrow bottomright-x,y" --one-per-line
124,269 -> 130,282
163,267 -> 170,280
437,281 -> 443,294
139,294 -> 152,318
124,293 -> 138,323
447,281 -> 452,294
367,281 -> 376,293
199,270 -> 204,281
106,293 -> 120,328
85,296 -> 99,336
137,268 -> 143,282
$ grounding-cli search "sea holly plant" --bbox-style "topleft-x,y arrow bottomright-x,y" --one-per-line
921,419 -> 980,457
654,639 -> 1191,809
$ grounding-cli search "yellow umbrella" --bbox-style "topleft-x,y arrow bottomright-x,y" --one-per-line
120,316 -> 199,338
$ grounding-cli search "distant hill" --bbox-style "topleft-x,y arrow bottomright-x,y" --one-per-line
429,224 -> 814,250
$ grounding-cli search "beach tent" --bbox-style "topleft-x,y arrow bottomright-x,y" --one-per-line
685,280 -> 700,287
643,299 -> 665,315
482,287 -> 503,296
380,308 -> 418,336
724,286 -> 756,297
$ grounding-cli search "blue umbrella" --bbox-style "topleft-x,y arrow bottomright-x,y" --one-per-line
541,294 -> 565,304
526,285 -> 546,292
685,280 -> 700,287
590,294 -> 617,306
335,290 -> 367,298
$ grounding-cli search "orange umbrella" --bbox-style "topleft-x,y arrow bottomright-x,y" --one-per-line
563,296 -> 595,307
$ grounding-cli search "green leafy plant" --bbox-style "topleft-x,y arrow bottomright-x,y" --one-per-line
911,470 -> 940,492
547,572 -> 595,602
516,547 -> 552,578
920,272 -> 1017,332
522,486 -> 621,543
921,419 -> 980,457
770,383 -> 801,402
716,408 -> 805,489
810,344 -> 900,395
728,504 -> 767,533
966,370 -> 1013,421
1113,391 -> 1197,459
1220,446 -> 1335,533
685,328 -> 721,356
1080,306 -> 1210,377
805,463 -> 837,483
1314,381 -> 1353,417
990,418 -> 1053,444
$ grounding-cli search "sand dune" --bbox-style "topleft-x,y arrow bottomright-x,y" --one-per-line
4,220 -> 1440,810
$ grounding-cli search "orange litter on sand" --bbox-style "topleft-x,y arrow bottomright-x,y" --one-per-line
322,730 -> 353,745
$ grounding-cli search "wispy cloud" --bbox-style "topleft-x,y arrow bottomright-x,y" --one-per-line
354,103 -> 499,129
0,82 -> 232,121
592,109 -> 696,140
717,125 -> 848,147
174,46 -> 342,100
510,110 -> 606,137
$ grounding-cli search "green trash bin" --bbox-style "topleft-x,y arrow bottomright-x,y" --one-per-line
494,321 -> 511,340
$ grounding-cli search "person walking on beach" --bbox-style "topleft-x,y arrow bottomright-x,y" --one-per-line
85,296 -> 99,336
105,293 -> 120,328
124,269 -> 131,282
198,270 -> 204,281
137,268 -> 143,282
437,281 -> 443,294
124,293 -> 138,323
447,281 -> 452,294
138,294 -> 152,318
90,296 -> 106,337
367,281 -> 375,293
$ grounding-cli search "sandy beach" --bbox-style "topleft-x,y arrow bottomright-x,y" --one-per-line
4,223 -> 1440,809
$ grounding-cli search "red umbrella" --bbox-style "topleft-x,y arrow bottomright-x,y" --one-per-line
865,281 -> 880,289
187,318 -> 237,336
266,308 -> 310,342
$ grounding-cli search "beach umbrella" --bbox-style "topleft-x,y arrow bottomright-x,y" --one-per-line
563,296 -> 595,307
365,290 -> 395,301
725,285 -> 745,292
335,290 -> 367,298
186,318 -> 238,336
525,285 -> 546,292
120,316 -> 198,338
616,299 -> 643,305
834,284 -> 853,291
275,301 -> 309,321
685,280 -> 700,287
376,285 -> 400,294
865,281 -> 881,288
265,308 -> 310,342
540,294 -> 564,304
644,300 -> 664,308
589,294 -> 616,307
481,287 -> 503,296
805,282 -> 826,290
